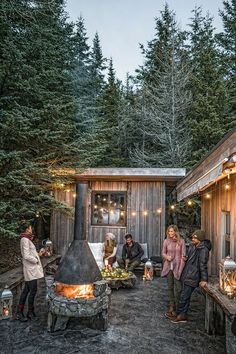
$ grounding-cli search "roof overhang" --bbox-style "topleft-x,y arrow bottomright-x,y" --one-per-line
74,168 -> 186,182
177,127 -> 236,201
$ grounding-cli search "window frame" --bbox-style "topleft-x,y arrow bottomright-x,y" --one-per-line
91,191 -> 127,226
221,211 -> 231,258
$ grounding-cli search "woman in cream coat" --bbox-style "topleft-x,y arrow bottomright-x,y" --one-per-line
16,221 -> 44,322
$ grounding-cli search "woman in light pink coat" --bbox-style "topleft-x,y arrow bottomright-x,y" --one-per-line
161,225 -> 186,318
16,221 -> 44,322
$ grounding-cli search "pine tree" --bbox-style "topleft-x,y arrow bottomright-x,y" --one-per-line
0,0 -> 81,236
72,18 -> 107,166
217,0 -> 236,129
98,59 -> 123,166
187,7 -> 226,164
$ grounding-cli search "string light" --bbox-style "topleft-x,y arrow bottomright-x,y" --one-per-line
120,211 -> 125,216
72,193 -> 76,198
187,200 -> 193,206
170,205 -> 175,210
66,188 -> 71,193
143,211 -> 148,216
206,194 -> 211,199
131,212 -> 136,216
225,184 -> 230,190
157,208 -> 162,214
36,212 -> 40,218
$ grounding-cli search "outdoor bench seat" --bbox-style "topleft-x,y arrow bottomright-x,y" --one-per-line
0,254 -> 61,293
202,282 -> 236,354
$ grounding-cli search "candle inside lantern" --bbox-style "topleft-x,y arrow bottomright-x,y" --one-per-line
104,259 -> 109,269
3,308 -> 9,317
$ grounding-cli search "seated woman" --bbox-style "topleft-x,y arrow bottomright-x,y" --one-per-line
103,233 -> 117,267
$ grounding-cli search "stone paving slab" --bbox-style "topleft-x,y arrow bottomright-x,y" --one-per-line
0,276 -> 226,354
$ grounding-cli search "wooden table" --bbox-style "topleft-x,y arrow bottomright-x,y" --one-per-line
202,283 -> 236,354
103,274 -> 137,290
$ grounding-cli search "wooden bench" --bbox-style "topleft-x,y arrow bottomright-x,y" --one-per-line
0,255 -> 61,294
203,282 -> 236,354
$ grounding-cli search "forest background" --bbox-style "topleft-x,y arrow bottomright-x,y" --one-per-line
0,0 -> 235,270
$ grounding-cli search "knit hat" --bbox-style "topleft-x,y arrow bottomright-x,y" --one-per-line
105,232 -> 116,240
191,229 -> 206,241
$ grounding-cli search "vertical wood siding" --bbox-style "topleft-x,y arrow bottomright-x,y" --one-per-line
201,174 -> 236,275
51,180 -> 166,257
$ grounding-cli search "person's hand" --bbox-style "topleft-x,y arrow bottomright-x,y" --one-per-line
200,281 -> 207,288
166,255 -> 172,261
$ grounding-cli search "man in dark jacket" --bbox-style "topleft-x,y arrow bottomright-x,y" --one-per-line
171,229 -> 212,323
118,234 -> 144,272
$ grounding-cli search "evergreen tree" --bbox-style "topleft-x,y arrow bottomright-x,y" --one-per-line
98,59 -> 123,166
72,18 -> 107,166
0,0 -> 81,236
187,7 -> 226,164
217,0 -> 236,129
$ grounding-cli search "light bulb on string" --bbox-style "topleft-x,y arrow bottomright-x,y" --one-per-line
206,193 -> 211,199
187,200 -> 193,206
72,193 -> 76,198
225,184 -> 230,190
131,212 -> 136,216
143,211 -> 148,216
170,205 -> 175,210
157,208 -> 162,214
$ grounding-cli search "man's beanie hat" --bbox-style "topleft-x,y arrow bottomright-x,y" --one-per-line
191,229 -> 205,241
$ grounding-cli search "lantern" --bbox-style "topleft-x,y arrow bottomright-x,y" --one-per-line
219,256 -> 236,295
41,238 -> 53,257
143,259 -> 153,281
0,286 -> 13,320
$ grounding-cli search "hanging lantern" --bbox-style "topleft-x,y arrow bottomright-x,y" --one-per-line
219,256 -> 236,296
0,286 -> 13,320
143,259 -> 153,281
40,239 -> 53,257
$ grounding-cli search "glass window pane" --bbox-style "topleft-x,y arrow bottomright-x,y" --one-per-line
109,193 -> 125,225
92,193 -> 109,224
92,192 -> 126,226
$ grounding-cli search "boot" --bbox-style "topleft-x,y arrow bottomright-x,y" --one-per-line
27,305 -> 39,321
16,305 -> 28,322
165,304 -> 176,318
171,313 -> 187,323
27,310 -> 39,321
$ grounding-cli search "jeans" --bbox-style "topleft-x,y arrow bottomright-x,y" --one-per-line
166,270 -> 182,307
117,258 -> 141,271
19,279 -> 38,308
177,283 -> 195,315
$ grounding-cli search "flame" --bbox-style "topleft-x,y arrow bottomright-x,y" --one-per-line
55,282 -> 94,299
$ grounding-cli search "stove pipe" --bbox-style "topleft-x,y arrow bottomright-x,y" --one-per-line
54,182 -> 102,285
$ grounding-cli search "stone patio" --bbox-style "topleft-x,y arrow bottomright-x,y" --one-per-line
0,276 -> 226,354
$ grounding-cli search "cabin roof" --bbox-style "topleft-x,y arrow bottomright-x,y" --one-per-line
177,126 -> 236,201
74,168 -> 186,182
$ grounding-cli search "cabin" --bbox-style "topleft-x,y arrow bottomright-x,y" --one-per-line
177,127 -> 236,275
50,168 -> 185,258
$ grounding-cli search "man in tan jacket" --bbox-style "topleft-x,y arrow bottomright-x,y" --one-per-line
16,221 -> 44,322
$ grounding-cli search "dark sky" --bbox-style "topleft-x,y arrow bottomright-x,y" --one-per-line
66,0 -> 224,81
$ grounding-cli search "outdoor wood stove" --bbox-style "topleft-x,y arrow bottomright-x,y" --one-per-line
47,182 -> 110,332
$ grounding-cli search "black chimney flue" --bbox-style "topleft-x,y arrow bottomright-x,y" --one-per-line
54,182 -> 102,285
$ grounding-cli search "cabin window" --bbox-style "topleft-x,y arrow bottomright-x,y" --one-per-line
91,192 -> 126,226
222,211 -> 231,257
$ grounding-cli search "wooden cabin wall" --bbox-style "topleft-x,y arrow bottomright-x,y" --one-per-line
51,180 -> 166,257
50,188 -> 75,257
201,174 -> 236,275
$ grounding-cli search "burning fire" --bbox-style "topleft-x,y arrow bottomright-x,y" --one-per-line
55,282 -> 94,299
